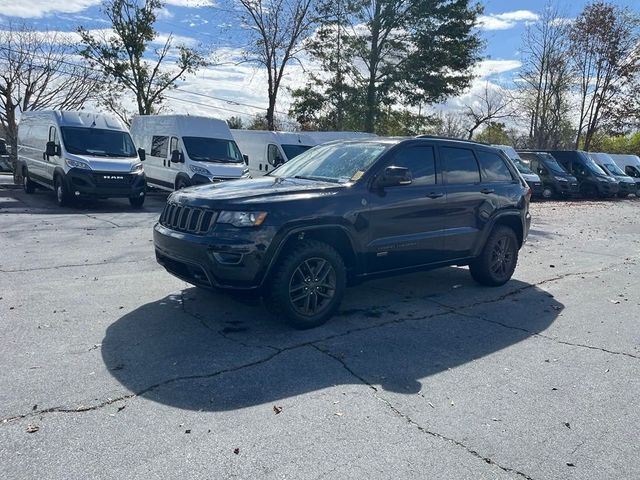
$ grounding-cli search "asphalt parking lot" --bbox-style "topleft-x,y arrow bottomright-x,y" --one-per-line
1,185 -> 639,480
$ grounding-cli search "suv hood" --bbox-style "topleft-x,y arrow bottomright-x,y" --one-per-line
170,176 -> 345,206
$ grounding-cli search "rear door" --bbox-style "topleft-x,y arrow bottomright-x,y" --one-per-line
439,145 -> 486,260
366,142 -> 446,272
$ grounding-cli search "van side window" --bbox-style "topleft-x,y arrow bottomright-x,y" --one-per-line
625,166 -> 639,178
48,126 -> 58,145
151,136 -> 169,157
390,145 -> 436,186
477,151 -> 513,182
441,147 -> 480,185
169,136 -> 180,153
267,144 -> 284,166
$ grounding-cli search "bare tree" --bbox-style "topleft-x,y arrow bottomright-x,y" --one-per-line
517,3 -> 574,149
429,111 -> 468,138
237,0 -> 316,130
78,0 -> 206,122
570,2 -> 640,150
463,83 -> 515,140
0,24 -> 100,179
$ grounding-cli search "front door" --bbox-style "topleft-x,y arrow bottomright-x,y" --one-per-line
366,143 -> 446,272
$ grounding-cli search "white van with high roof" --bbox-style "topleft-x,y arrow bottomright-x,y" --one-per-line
130,115 -> 249,191
18,110 -> 147,207
609,154 -> 640,180
231,130 -> 316,176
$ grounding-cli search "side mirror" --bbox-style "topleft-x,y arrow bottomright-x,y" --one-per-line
170,150 -> 184,163
138,148 -> 146,161
243,154 -> 249,164
379,166 -> 412,187
46,141 -> 60,157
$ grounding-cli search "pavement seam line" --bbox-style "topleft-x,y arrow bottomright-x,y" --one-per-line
310,344 -> 536,480
0,258 -> 150,273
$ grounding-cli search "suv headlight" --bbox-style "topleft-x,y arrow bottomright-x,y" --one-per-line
217,211 -> 267,227
131,163 -> 144,174
554,176 -> 567,182
65,158 -> 91,170
189,164 -> 211,176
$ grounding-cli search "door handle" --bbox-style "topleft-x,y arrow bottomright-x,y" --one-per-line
480,188 -> 494,194
426,192 -> 444,199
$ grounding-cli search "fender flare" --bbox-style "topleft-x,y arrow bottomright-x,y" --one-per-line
473,210 -> 524,257
174,172 -> 192,190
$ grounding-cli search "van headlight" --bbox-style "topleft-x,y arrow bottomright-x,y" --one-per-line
554,176 -> 567,182
189,164 -> 211,176
241,168 -> 251,178
131,163 -> 144,174
65,158 -> 91,170
217,211 -> 267,227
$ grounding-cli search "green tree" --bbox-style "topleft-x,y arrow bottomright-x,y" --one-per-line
78,0 -> 206,123
474,122 -> 511,145
226,116 -> 244,129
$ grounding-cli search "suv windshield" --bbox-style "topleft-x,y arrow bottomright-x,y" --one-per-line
512,158 -> 534,175
271,142 -> 390,183
61,127 -> 137,157
182,137 -> 243,163
282,144 -> 312,160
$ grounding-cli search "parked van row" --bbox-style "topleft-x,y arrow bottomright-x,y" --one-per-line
16,110 -> 372,207
496,146 -> 639,200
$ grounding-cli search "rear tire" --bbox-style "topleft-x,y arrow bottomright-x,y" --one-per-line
265,240 -> 346,329
22,168 -> 36,194
469,226 -> 519,287
54,175 -> 71,207
129,194 -> 145,208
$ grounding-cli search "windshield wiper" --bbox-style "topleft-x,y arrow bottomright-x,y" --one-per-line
293,175 -> 339,183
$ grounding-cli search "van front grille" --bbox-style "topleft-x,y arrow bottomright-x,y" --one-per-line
159,203 -> 216,235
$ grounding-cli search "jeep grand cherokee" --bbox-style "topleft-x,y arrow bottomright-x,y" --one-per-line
154,137 -> 531,329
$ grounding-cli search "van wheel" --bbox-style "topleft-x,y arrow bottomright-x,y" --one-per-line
469,226 -> 519,287
541,186 -> 554,199
129,194 -> 145,208
54,175 -> 71,207
175,179 -> 189,190
265,240 -> 346,329
22,168 -> 36,194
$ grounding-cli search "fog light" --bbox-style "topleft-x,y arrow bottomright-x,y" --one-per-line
74,191 -> 80,196
139,192 -> 144,197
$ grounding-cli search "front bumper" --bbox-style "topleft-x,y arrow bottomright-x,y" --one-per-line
65,168 -> 146,198
529,181 -> 543,197
153,222 -> 277,289
556,180 -> 579,196
618,182 -> 637,195
597,181 -> 619,196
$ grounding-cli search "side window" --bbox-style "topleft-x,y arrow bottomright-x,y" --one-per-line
477,151 -> 513,182
389,145 -> 436,186
151,136 -> 169,157
441,147 -> 480,185
48,126 -> 58,144
267,144 -> 283,166
625,166 -> 639,178
169,136 -> 180,153
574,163 -> 588,177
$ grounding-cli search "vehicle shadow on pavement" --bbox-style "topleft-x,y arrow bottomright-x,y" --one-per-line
102,267 -> 562,411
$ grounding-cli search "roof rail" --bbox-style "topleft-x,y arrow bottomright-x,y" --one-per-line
415,135 -> 491,146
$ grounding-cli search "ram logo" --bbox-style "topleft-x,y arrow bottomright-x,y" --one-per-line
103,175 -> 124,180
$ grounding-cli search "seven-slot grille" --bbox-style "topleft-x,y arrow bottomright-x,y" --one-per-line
160,203 -> 216,234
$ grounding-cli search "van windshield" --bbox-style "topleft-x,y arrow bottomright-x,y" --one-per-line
584,157 -> 607,175
282,144 -> 312,160
61,127 -> 137,157
182,137 -> 243,163
540,154 -> 567,174
512,158 -> 534,175
602,163 -> 625,176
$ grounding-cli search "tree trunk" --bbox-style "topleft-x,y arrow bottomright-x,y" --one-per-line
266,97 -> 276,131
364,4 -> 381,133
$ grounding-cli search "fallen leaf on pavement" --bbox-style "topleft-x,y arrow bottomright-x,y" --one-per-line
26,424 -> 39,433
273,405 -> 283,414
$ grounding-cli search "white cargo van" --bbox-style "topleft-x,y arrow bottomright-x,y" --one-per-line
610,154 -> 640,179
130,115 -> 249,191
231,130 -> 316,176
18,110 -> 147,207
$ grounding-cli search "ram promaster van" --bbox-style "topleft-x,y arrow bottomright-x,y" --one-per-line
18,110 -> 146,207
517,151 -> 578,199
610,154 -> 640,183
493,145 -> 542,198
540,150 -> 618,198
131,115 -> 249,191
231,130 -> 316,176
589,152 -> 637,198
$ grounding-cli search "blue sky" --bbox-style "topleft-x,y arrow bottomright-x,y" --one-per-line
0,0 -> 638,122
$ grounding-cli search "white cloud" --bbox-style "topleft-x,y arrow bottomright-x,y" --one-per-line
478,10 -> 539,31
164,0 -> 215,7
0,0 -> 101,18
152,32 -> 199,48
475,59 -> 522,78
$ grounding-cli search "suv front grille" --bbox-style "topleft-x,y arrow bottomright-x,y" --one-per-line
159,203 -> 216,234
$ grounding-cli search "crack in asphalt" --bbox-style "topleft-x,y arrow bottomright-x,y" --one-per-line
310,344 -> 536,480
0,258 -> 149,273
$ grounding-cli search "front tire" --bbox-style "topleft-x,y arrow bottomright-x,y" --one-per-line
129,194 -> 145,208
266,240 -> 346,329
54,175 -> 71,207
469,226 -> 519,287
541,185 -> 555,200
22,168 -> 36,194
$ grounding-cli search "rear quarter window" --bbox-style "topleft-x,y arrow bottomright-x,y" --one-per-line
477,151 -> 514,182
